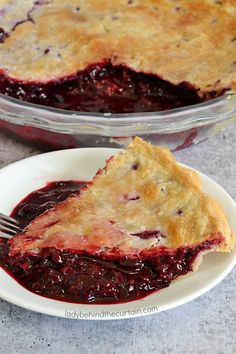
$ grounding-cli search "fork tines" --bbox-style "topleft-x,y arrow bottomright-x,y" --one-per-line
0,213 -> 20,239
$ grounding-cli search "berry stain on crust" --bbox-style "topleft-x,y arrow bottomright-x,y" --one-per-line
131,230 -> 165,239
0,28 -> 9,43
0,181 -> 221,304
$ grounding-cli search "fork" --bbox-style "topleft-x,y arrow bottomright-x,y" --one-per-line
0,213 -> 21,239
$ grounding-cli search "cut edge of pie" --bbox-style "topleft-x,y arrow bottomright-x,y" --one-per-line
1,0 -> 236,97
9,137 -> 235,273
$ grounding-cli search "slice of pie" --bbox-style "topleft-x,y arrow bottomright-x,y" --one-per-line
10,137 -> 234,273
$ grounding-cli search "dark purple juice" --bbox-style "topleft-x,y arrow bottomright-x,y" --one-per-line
0,63 -> 203,113
0,181 -> 220,304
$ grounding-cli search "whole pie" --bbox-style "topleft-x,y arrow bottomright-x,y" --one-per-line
0,0 -> 236,113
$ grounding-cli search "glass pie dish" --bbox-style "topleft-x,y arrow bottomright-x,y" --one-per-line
0,91 -> 236,151
1,0 -> 236,150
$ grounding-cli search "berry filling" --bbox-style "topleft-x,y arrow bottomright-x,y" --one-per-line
0,181 -> 220,304
0,63 -> 207,113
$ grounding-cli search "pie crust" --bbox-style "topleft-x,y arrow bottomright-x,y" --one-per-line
0,0 -> 236,97
9,137 -> 234,258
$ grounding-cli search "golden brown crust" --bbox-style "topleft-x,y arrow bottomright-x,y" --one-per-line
1,0 -> 236,95
10,137 -> 234,257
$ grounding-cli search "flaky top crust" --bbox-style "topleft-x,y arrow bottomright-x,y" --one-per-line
10,137 -> 234,257
1,0 -> 236,96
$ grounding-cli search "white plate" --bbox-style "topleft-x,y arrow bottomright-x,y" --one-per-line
0,148 -> 235,320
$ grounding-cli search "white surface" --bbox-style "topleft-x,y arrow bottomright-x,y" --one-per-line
0,147 -> 235,320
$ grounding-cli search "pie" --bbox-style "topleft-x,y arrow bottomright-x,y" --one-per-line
2,138 -> 232,303
1,137 -> 235,302
0,0 -> 236,113
9,137 -> 234,258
